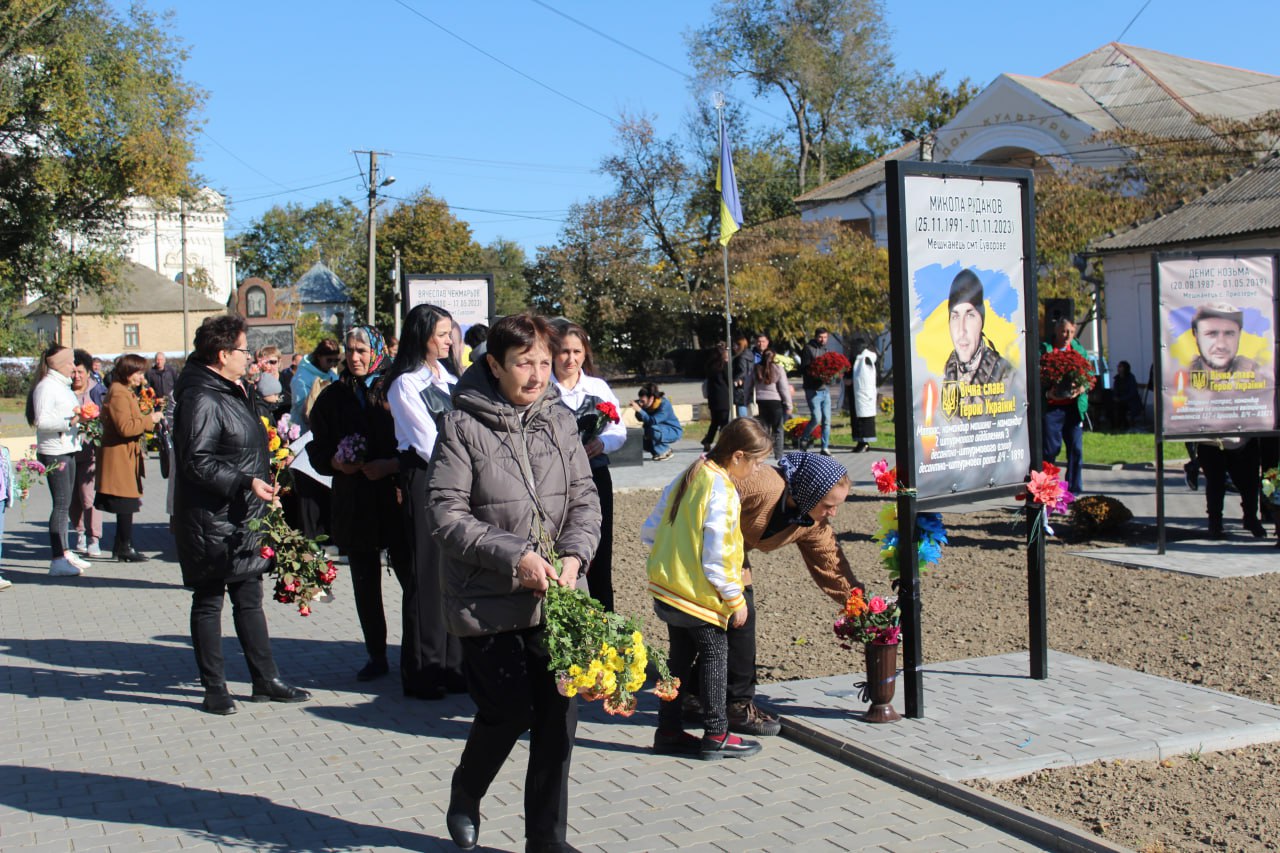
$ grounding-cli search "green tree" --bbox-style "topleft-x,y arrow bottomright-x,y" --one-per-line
689,0 -> 898,192
233,199 -> 364,288
361,188 -> 484,329
478,238 -> 530,315
0,0 -> 204,322
1036,111 -> 1280,309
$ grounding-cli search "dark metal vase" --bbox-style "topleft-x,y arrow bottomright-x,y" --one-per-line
862,642 -> 902,723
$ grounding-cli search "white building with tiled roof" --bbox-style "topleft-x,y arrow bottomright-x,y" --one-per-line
1090,154 -> 1280,397
797,43 -> 1280,245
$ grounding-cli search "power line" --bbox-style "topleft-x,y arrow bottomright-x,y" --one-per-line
200,130 -> 291,190
527,0 -> 790,125
1114,0 -> 1154,44
387,0 -> 617,125
387,148 -> 594,174
229,175 -> 363,205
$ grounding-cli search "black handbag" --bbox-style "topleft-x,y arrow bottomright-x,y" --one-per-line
155,419 -> 173,479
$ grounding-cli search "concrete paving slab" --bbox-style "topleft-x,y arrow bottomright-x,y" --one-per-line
757,650 -> 1280,782
1070,538 -> 1280,577
1,476 -> 1066,852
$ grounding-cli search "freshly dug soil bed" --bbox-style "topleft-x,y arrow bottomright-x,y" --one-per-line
611,489 -> 1280,853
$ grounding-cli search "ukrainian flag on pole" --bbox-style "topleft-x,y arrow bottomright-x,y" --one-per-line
717,114 -> 743,246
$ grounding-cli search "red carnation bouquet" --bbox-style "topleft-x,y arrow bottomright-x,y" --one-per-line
808,351 -> 852,384
1040,349 -> 1095,402
576,400 -> 621,446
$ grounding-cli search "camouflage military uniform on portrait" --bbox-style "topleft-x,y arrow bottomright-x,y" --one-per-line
943,342 -> 1013,414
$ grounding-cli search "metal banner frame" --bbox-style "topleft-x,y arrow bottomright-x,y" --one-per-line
886,160 -> 1044,718
1150,251 -> 1280,554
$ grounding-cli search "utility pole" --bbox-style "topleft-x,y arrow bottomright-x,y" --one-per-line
356,150 -> 394,325
393,247 -> 403,338
180,197 -> 189,357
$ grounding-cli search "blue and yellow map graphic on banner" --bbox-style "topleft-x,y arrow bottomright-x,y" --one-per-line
913,262 -> 1024,373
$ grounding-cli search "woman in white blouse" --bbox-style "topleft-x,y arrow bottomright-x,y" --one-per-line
384,303 -> 464,700
25,344 -> 91,577
552,322 -> 626,611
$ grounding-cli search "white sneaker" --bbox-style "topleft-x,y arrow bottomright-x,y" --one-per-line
86,539 -> 104,558
64,552 -> 92,572
75,531 -> 88,553
49,557 -> 82,577
0,576 -> 12,590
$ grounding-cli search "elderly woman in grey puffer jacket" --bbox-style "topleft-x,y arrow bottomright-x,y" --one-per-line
427,312 -> 600,853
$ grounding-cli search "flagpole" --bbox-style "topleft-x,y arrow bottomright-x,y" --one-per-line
715,92 -> 735,424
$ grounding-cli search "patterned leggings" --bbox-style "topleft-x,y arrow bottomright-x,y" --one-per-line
658,620 -> 729,735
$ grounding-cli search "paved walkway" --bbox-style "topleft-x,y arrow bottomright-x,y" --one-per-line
6,426 -> 1279,851
0,478 -> 1065,852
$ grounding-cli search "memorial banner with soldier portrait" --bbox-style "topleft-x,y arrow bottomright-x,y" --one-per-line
901,172 -> 1032,501
1155,255 -> 1277,437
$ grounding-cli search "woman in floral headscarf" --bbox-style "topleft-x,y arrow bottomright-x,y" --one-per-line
306,325 -> 410,682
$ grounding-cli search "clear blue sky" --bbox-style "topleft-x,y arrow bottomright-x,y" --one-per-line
120,0 -> 1279,260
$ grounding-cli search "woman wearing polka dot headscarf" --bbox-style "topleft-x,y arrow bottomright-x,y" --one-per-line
307,325 -> 411,683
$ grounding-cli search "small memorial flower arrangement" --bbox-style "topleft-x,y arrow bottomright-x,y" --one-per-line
784,416 -> 822,446
833,587 -> 901,647
870,459 -> 948,583
1262,468 -> 1280,507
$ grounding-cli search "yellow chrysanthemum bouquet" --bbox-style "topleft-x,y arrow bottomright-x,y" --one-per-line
542,582 -> 679,716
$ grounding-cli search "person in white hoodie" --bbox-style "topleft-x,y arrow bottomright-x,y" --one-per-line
25,344 -> 91,576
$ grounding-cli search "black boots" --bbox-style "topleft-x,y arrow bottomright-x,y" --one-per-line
201,689 -> 236,715
114,545 -> 148,562
249,678 -> 311,703
356,657 -> 389,682
446,783 -> 481,849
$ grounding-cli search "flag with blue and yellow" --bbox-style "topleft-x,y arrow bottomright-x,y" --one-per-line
716,115 -> 743,246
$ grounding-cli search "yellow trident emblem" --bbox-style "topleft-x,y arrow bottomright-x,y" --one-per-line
941,381 -> 960,420
1190,371 -> 1208,391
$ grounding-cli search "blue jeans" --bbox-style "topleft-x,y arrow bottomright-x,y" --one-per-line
643,433 -> 670,456
1043,405 -> 1084,493
804,388 -> 832,449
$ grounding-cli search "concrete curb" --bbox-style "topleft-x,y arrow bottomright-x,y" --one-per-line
774,713 -> 1134,853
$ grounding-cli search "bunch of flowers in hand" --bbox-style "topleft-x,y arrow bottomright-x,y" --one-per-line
870,459 -> 948,583
276,413 -> 301,444
248,511 -> 337,616
15,445 -> 61,501
576,401 -> 621,445
542,577 -> 678,716
1039,349 -> 1095,401
335,433 -> 367,465
76,401 -> 103,447
136,384 -> 161,415
260,417 -> 294,478
834,587 -> 901,647
808,351 -> 852,384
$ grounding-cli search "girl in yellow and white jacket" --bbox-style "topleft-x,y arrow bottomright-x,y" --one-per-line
643,417 -> 771,761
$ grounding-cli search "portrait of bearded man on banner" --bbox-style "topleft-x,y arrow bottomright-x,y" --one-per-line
942,269 -> 1013,412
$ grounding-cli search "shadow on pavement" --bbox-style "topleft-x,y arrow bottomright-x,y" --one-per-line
0,765 -> 448,851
